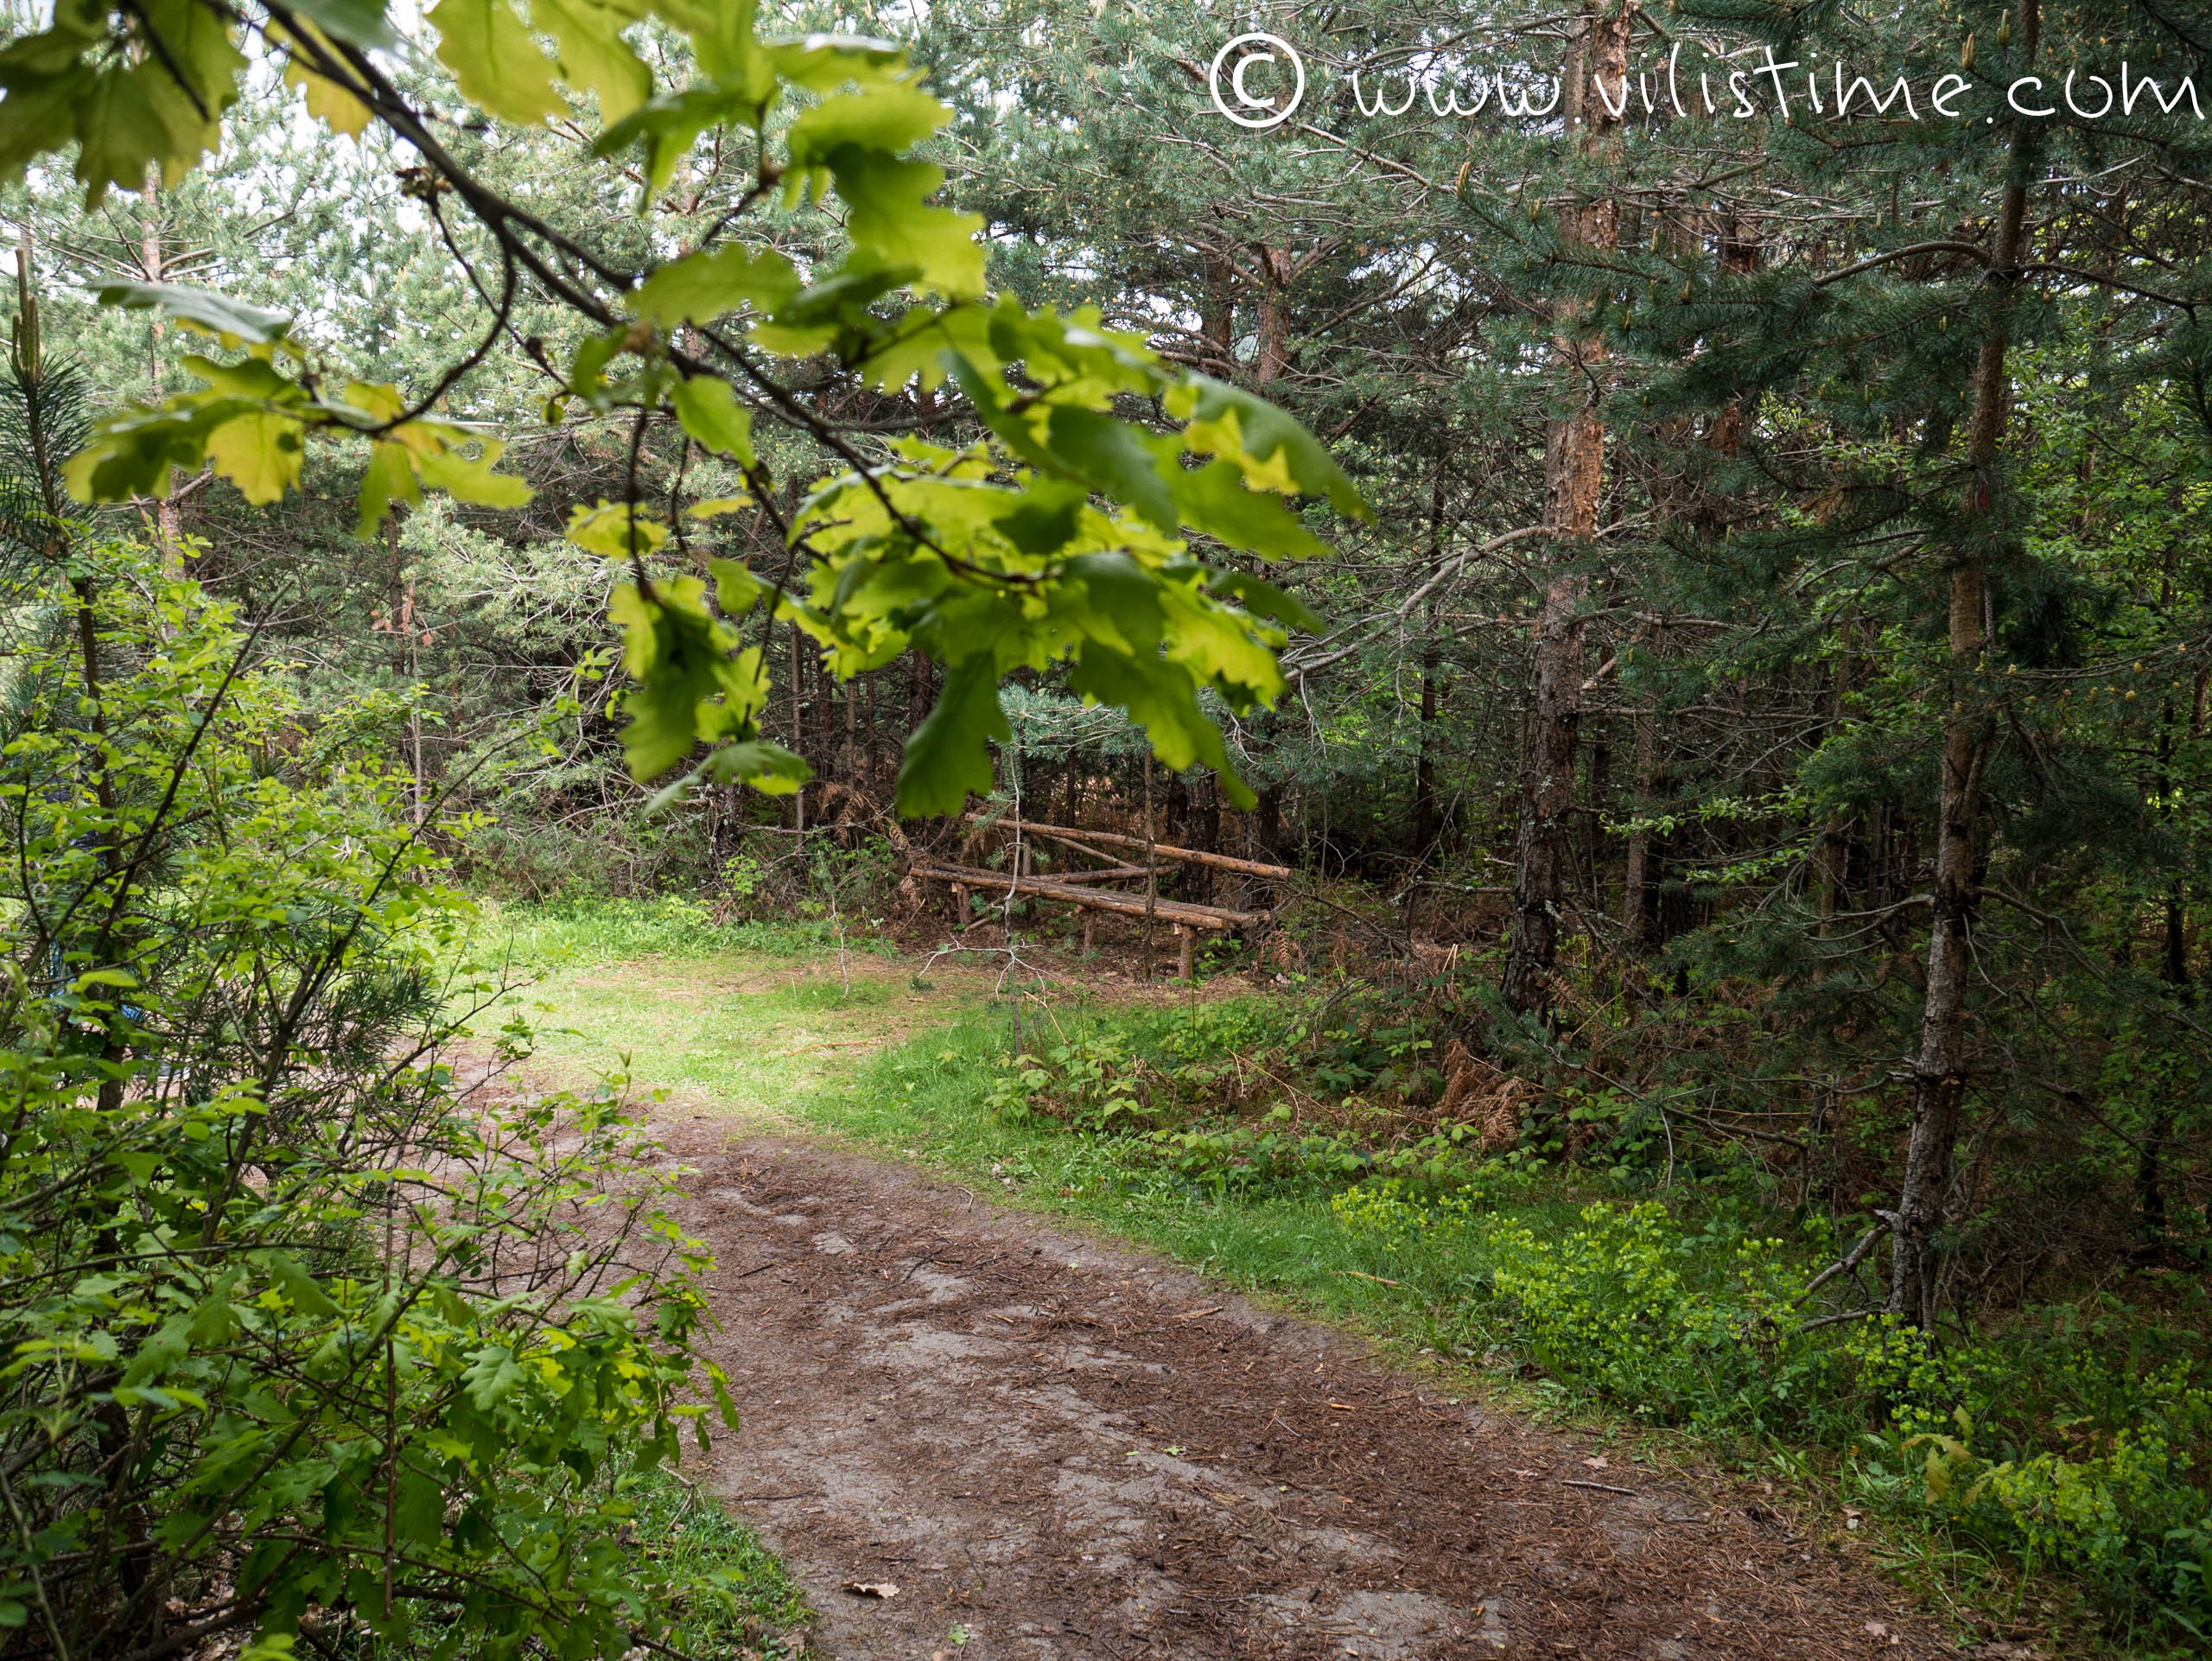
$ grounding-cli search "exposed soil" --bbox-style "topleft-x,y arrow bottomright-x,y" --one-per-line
655,1125 -> 1964,1661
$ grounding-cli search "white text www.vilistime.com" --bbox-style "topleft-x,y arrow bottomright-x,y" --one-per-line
1343,44 -> 2203,124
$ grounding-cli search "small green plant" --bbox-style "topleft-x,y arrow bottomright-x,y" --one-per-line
723,851 -> 769,902
986,1029 -> 1141,1133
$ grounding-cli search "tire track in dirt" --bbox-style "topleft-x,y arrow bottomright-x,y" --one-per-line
661,1129 -> 1959,1661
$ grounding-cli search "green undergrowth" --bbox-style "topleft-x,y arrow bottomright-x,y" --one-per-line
802,993 -> 2212,1658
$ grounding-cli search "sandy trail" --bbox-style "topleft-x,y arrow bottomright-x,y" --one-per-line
655,1128 -> 1956,1661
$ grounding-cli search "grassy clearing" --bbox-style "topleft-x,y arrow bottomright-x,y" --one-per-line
467,902 -> 2209,1659
465,895 -> 978,1123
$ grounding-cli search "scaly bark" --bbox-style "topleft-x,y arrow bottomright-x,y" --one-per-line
1502,1 -> 1626,1016
1413,469 -> 1446,861
1887,0 -> 2039,1329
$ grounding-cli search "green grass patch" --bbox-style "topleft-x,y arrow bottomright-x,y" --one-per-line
474,894 -> 888,965
462,896 -> 993,1123
628,1471 -> 813,1656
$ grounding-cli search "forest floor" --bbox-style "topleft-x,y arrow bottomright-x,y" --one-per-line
471,922 -> 1989,1661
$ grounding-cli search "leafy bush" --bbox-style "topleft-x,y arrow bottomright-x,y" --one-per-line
1478,1201 -> 1815,1431
0,536 -> 770,1658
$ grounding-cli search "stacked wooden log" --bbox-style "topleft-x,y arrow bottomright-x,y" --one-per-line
913,816 -> 1291,972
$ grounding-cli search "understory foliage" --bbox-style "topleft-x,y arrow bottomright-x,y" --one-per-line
0,0 -> 1367,1646
3,0 -> 2203,1388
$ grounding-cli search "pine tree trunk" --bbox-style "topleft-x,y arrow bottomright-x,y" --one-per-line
907,652 -> 933,735
1192,773 -> 1218,907
1816,627 -> 1855,933
2139,877 -> 2187,1244
1888,1 -> 2037,1327
1413,470 -> 1445,860
1164,771 -> 1192,901
1623,699 -> 1656,947
1414,641 -> 1440,856
1254,247 -> 1294,386
1202,251 -> 1235,375
2140,659 -> 2194,1244
842,669 -> 857,785
1502,3 -> 1625,1017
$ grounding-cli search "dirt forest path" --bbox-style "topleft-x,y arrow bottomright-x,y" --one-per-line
653,1128 -> 1957,1661
479,942 -> 1956,1660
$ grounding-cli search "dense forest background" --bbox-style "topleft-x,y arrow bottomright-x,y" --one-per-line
6,0 -> 2212,1651
25,0 -> 2209,1297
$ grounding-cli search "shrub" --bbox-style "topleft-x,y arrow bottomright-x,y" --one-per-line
0,542 -> 764,1658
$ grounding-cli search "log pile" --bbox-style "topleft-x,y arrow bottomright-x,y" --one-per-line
912,815 -> 1293,970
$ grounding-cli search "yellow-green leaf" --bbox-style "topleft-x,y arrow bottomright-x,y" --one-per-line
429,0 -> 565,124
205,410 -> 307,505
700,738 -> 809,793
357,440 -> 422,536
709,556 -> 767,613
785,86 -> 949,160
534,0 -> 652,124
410,430 -> 532,507
569,500 -> 670,559
632,244 -> 799,327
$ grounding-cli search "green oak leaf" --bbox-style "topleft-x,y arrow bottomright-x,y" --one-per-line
1068,644 -> 1249,802
1207,570 -> 1324,634
98,283 -> 292,347
608,580 -> 767,776
698,739 -> 810,793
429,0 -> 565,125
594,84 -> 760,196
534,0 -> 653,124
1045,407 -> 1177,534
632,245 -> 799,327
205,410 -> 307,505
259,1252 -> 340,1319
407,429 -> 533,507
895,656 -> 1009,817
785,86 -> 948,159
1173,459 -> 1332,561
669,376 -> 757,466
568,500 -> 670,559
816,149 -> 985,299
356,440 -> 423,536
1170,376 -> 1370,522
283,0 -> 403,49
